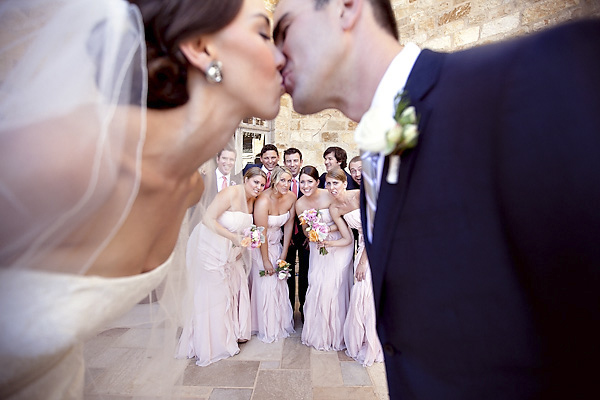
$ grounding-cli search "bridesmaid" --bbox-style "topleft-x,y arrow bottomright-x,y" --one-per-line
177,167 -> 266,366
327,167 -> 384,366
296,166 -> 354,351
250,166 -> 296,343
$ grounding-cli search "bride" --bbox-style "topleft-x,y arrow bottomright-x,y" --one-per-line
0,0 -> 284,398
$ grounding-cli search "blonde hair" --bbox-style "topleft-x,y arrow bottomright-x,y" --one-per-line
270,166 -> 293,193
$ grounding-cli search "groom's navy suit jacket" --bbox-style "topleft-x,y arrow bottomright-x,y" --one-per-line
362,20 -> 600,399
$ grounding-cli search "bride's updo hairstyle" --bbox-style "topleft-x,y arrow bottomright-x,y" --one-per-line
128,0 -> 243,109
326,166 -> 347,182
299,166 -> 320,182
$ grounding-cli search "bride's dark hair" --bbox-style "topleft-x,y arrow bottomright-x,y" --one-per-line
129,0 -> 243,109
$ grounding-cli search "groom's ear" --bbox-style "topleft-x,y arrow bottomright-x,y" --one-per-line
179,35 -> 214,74
339,0 -> 363,31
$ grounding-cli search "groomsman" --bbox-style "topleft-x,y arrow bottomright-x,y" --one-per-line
215,149 -> 238,192
283,147 -> 309,322
200,148 -> 241,206
348,156 -> 362,187
318,146 -> 359,190
347,155 -> 363,250
273,0 -> 600,398
242,144 -> 279,188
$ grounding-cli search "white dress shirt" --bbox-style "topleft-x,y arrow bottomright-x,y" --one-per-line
291,176 -> 299,197
365,43 -> 421,241
215,169 -> 231,192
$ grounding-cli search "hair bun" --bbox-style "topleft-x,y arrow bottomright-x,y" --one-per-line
145,45 -> 188,109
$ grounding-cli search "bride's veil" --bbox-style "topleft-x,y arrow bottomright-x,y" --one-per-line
0,0 -> 250,398
0,0 -> 146,275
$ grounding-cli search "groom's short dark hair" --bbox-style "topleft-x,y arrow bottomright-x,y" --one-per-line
313,0 -> 398,40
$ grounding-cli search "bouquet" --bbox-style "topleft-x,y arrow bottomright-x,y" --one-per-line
240,224 -> 265,248
260,259 -> 292,280
299,208 -> 329,255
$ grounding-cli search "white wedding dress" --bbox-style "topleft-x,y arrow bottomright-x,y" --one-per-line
1,0 -> 189,398
0,258 -> 171,400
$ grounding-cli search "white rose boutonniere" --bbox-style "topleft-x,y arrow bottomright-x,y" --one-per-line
354,91 -> 420,184
353,107 -> 397,153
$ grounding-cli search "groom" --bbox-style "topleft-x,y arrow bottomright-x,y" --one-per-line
274,0 -> 600,398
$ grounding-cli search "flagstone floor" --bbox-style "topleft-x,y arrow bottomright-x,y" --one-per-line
83,306 -> 389,400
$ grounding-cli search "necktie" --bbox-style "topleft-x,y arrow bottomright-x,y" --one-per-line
291,178 -> 300,234
221,176 -> 228,191
266,171 -> 271,188
361,153 -> 380,241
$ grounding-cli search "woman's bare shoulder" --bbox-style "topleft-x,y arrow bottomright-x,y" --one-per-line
285,191 -> 296,206
316,189 -> 334,208
254,189 -> 272,209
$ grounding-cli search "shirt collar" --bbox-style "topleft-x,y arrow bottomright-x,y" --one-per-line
370,43 -> 421,118
215,169 -> 229,181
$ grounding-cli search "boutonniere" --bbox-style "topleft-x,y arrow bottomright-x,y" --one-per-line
354,91 -> 420,184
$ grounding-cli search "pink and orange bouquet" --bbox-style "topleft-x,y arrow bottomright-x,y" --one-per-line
240,224 -> 265,248
259,259 -> 292,280
299,208 -> 329,255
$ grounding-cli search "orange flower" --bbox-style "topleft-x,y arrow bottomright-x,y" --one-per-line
308,229 -> 319,242
240,237 -> 252,247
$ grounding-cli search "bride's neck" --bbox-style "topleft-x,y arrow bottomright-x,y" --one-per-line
144,81 -> 246,181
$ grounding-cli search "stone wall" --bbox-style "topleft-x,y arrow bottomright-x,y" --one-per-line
268,0 -> 600,170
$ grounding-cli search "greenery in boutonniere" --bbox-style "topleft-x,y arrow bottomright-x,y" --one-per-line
354,91 -> 420,156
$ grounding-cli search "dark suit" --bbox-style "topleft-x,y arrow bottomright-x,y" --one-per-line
362,20 -> 600,399
285,185 -> 310,319
242,162 -> 263,175
318,170 -> 359,190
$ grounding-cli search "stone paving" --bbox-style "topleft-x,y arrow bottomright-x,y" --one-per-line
84,304 -> 389,400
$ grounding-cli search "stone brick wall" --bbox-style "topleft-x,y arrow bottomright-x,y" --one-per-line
268,0 -> 600,170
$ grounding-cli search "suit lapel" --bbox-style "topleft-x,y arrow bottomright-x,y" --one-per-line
368,50 -> 445,310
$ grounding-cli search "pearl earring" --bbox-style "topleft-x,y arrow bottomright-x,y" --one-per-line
205,60 -> 223,83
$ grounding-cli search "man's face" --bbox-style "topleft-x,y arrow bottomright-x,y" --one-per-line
260,150 -> 279,171
324,151 -> 340,172
349,160 -> 362,185
284,152 -> 303,177
273,0 -> 342,114
216,150 -> 236,175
